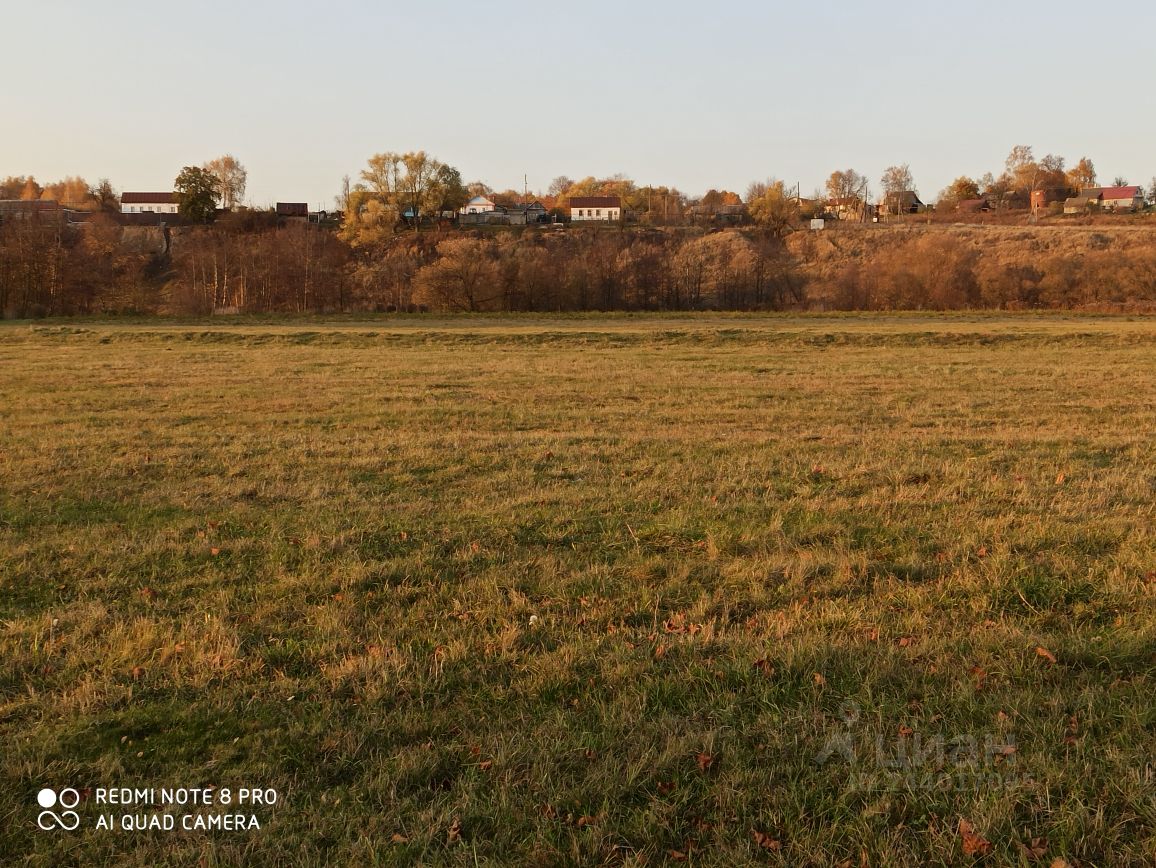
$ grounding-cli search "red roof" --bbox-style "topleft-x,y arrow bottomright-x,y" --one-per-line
569,196 -> 621,208
1099,186 -> 1141,200
121,191 -> 176,204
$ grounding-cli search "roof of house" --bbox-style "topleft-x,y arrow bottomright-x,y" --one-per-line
0,199 -> 62,212
1099,185 -> 1142,200
1065,195 -> 1098,207
569,196 -> 621,208
121,192 -> 177,204
465,195 -> 495,206
276,202 -> 308,216
883,190 -> 924,204
957,198 -> 990,211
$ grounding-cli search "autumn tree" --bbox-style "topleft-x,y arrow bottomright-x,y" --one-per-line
0,176 -> 35,199
203,155 -> 247,209
432,163 -> 468,214
2,176 -> 44,200
747,179 -> 799,236
40,177 -> 92,207
880,164 -> 914,194
1066,157 -> 1096,191
355,150 -> 462,231
174,166 -> 221,223
1004,145 -> 1065,193
826,169 -> 868,203
548,176 -> 573,197
91,179 -> 119,212
937,176 -> 982,208
413,237 -> 500,311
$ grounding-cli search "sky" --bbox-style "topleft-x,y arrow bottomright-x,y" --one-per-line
3,1 -> 1154,208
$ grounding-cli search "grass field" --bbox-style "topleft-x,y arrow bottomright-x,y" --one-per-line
2,314 -> 1154,865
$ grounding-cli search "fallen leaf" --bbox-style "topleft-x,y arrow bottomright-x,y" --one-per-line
653,643 -> 668,660
752,830 -> 781,851
390,833 -> 408,844
1036,646 -> 1057,665
1055,472 -> 1066,485
958,818 -> 992,856
866,628 -> 879,642
897,636 -> 914,648
812,672 -> 827,686
130,666 -> 145,680
1019,837 -> 1047,860
1049,860 -> 1073,868
753,658 -> 775,676
576,814 -> 598,828
139,587 -> 157,601
696,752 -> 716,772
667,849 -> 689,862
898,724 -> 914,737
446,818 -> 461,843
210,547 -> 220,556
657,781 -> 676,795
478,760 -> 492,771
976,546 -> 989,558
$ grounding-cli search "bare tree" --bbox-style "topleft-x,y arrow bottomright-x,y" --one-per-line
203,155 -> 247,210
880,164 -> 914,195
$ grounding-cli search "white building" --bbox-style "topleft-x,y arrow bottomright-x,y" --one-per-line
120,192 -> 178,214
460,195 -> 496,214
569,196 -> 621,221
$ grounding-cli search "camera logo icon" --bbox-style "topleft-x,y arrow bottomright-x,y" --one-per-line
37,788 -> 81,831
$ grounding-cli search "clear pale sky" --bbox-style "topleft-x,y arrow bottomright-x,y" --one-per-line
3,0 -> 1153,208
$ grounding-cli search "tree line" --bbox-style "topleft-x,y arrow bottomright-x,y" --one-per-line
3,144 -> 1156,317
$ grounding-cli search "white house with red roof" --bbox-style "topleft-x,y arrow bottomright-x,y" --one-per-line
1098,186 -> 1144,211
120,192 -> 178,214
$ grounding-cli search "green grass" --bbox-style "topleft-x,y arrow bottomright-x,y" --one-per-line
2,315 -> 1154,865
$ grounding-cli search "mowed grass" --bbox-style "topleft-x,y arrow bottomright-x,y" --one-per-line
1,315 -> 1154,866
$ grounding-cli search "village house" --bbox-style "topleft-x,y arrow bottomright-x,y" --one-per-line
120,192 -> 178,214
1099,185 -> 1145,211
826,196 -> 872,221
689,203 -> 748,225
957,198 -> 991,213
569,196 -> 621,222
460,195 -> 496,214
276,202 -> 309,220
1063,185 -> 1145,214
879,190 -> 924,215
